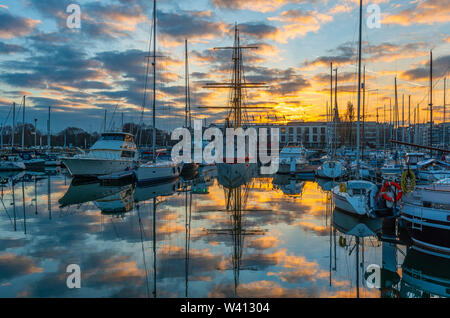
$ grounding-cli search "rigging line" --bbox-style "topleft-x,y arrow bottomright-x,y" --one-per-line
415,64 -> 450,107
137,15 -> 155,146
1,105 -> 12,132
108,103 -> 119,132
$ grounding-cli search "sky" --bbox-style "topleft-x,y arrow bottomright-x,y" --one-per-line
0,0 -> 449,133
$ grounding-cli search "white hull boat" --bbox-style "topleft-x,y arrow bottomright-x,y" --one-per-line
332,180 -> 378,216
401,179 -> 450,258
316,160 -> 346,179
135,160 -> 181,185
0,159 -> 26,171
217,162 -> 255,189
63,132 -> 138,178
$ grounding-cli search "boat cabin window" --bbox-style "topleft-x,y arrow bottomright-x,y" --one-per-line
121,151 -> 135,158
352,188 -> 365,195
101,134 -> 125,141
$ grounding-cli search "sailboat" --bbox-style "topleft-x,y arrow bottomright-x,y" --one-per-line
331,0 -> 380,217
180,39 -> 199,177
204,26 -> 264,186
135,0 -> 181,185
317,64 -> 347,179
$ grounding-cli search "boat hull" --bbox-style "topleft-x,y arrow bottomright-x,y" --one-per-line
316,161 -> 346,179
63,158 -> 135,177
135,163 -> 181,185
401,203 -> 450,258
0,161 -> 26,171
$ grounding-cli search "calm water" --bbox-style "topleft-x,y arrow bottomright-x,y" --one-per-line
0,166 -> 447,298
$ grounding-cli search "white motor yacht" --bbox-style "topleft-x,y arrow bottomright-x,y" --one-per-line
62,132 -> 138,178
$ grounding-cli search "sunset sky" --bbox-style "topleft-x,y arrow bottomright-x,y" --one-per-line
0,0 -> 449,133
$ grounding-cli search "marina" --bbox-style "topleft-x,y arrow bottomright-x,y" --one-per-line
0,0 -> 448,301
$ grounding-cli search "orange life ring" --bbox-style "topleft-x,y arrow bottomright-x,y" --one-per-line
380,181 -> 403,202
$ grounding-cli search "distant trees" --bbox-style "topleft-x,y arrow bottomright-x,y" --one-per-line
0,121 -> 170,149
337,101 -> 356,147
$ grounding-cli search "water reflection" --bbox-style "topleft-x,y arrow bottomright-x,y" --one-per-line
0,167 -> 448,298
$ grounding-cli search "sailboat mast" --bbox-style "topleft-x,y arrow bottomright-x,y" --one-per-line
330,62 -> 333,153
394,77 -> 398,149
362,66 -> 366,159
429,50 -> 433,148
22,96 -> 25,150
152,0 -> 157,162
12,102 -> 15,149
47,106 -> 51,149
356,0 -> 363,177
408,95 -> 411,144
444,77 -> 446,146
402,94 -> 405,143
185,39 -> 191,129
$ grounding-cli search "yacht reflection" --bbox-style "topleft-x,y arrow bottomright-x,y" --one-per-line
401,248 -> 450,298
95,186 -> 135,215
58,178 -> 133,208
333,208 -> 382,298
272,174 -> 305,197
134,179 -> 180,203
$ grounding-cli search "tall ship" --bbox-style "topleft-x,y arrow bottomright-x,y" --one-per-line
62,132 -> 138,178
203,25 -> 266,183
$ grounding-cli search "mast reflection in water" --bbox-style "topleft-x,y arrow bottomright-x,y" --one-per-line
0,167 -> 447,298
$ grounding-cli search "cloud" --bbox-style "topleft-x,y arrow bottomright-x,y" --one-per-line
0,11 -> 40,39
158,10 -> 226,43
401,54 -> 450,80
0,41 -> 26,54
0,253 -> 43,282
383,0 -> 450,26
210,0 -> 317,13
268,9 -> 333,42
